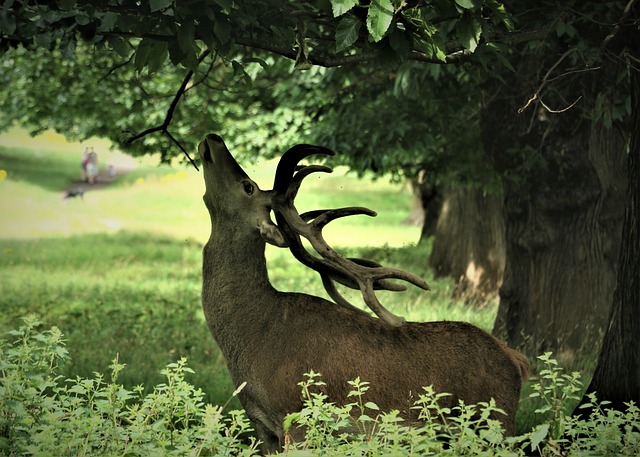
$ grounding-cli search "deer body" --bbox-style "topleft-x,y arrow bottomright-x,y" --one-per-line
199,134 -> 527,453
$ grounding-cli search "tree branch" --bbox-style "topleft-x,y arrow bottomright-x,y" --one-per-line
126,50 -> 212,170
234,36 -> 474,66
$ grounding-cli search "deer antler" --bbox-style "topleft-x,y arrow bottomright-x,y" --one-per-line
271,145 -> 430,327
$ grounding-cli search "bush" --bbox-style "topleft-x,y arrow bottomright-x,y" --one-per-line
1,318 -> 638,456
0,316 -> 258,456
283,356 -> 639,456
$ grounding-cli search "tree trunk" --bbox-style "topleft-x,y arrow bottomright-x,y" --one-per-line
577,12 -> 640,411
492,125 -> 627,358
481,49 -> 628,359
427,186 -> 505,303
409,173 -> 441,239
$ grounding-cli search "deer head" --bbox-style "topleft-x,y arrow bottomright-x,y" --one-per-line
199,133 -> 288,249
199,133 -> 429,326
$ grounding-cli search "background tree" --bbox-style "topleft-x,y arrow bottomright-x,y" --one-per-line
481,1 -> 630,358
578,1 -> 640,412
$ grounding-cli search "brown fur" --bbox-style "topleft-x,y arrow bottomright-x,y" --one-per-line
198,134 -> 528,454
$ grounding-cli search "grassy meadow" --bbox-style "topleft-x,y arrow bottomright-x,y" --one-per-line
1,129 -> 556,433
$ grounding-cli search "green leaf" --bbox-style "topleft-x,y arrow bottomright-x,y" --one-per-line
59,0 -> 77,8
366,0 -> 393,43
34,32 -> 53,49
213,17 -> 231,45
147,41 -> 168,73
331,0 -> 358,17
485,0 -> 514,32
456,11 -> 481,52
336,14 -> 360,52
243,57 -> 269,69
108,36 -> 131,57
149,0 -> 173,13
455,0 -> 477,9
364,401 -> 380,410
529,423 -> 549,451
215,0 -> 232,9
135,38 -> 152,71
97,12 -> 119,32
0,11 -> 17,35
177,20 -> 195,52
135,38 -> 167,73
485,43 -> 515,72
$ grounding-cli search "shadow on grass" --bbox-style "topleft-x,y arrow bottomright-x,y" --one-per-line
0,146 -> 80,192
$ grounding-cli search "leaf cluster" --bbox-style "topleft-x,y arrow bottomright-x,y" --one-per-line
1,0 -> 512,71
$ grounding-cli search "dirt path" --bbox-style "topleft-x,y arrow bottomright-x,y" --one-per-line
64,163 -> 136,195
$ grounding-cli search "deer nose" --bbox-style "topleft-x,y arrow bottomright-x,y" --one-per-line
206,133 -> 224,143
198,139 -> 212,163
199,134 -> 225,163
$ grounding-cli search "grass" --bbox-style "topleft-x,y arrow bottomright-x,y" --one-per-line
0,130 -> 578,436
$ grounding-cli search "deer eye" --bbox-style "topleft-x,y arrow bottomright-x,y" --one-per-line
243,181 -> 254,195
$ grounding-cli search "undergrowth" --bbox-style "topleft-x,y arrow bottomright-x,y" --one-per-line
1,317 -> 638,456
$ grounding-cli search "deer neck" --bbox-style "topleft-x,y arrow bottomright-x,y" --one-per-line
201,225 -> 278,332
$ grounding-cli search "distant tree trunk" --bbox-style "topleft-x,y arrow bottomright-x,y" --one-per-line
577,13 -> 640,411
482,49 -> 628,359
411,173 -> 442,239
427,186 -> 505,303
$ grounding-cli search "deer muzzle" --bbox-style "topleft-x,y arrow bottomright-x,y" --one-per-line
198,133 -> 225,163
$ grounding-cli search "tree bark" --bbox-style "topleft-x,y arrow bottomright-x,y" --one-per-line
481,44 -> 628,359
416,176 -> 442,240
427,186 -> 505,303
577,10 -> 640,411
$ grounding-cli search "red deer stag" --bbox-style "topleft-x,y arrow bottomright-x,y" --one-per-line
199,134 -> 528,454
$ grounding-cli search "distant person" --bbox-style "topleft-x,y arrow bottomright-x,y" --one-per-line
87,147 -> 98,185
81,147 -> 89,182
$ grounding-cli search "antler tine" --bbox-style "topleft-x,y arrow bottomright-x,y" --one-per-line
273,144 -> 335,193
301,208 -> 415,292
320,274 -> 365,313
285,165 -> 333,202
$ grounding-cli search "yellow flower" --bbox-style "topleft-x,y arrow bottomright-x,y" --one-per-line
135,177 -> 145,185
0,169 -> 7,181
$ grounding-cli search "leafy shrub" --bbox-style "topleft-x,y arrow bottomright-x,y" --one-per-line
0,316 -> 258,456
283,355 -> 639,456
1,318 -> 638,456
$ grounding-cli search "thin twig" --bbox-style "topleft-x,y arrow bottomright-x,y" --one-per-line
164,129 -> 198,171
99,54 -> 134,82
600,0 -> 638,50
518,48 -> 577,113
538,95 -> 582,113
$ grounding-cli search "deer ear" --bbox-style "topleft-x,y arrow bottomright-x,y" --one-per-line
259,220 -> 290,248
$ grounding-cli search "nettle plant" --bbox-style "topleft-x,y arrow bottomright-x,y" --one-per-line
0,316 -> 258,456
1,317 -> 638,456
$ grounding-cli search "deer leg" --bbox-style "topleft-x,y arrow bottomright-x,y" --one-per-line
254,420 -> 281,455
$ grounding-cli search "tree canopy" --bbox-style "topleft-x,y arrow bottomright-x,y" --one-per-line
0,0 -> 518,170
